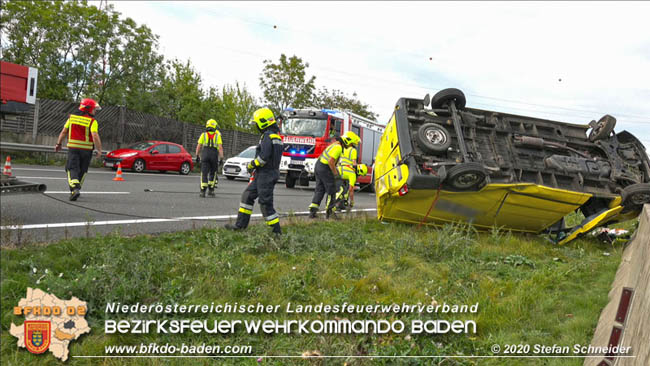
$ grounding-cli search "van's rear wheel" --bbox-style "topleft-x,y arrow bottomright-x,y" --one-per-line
416,123 -> 451,154
431,88 -> 466,116
445,163 -> 486,191
588,115 -> 616,141
622,183 -> 650,208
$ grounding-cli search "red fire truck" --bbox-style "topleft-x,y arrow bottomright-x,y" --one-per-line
279,108 -> 385,190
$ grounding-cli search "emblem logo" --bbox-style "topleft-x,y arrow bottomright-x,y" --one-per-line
25,321 -> 51,354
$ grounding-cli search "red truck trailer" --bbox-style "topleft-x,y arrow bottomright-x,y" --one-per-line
1,60 -> 39,107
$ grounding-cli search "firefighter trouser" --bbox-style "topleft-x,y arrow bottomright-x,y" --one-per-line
235,171 -> 281,233
310,161 -> 338,212
66,148 -> 92,191
200,153 -> 219,190
336,180 -> 351,208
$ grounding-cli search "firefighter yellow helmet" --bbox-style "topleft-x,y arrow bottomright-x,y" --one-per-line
250,108 -> 276,130
357,164 -> 368,176
341,131 -> 360,147
206,119 -> 218,129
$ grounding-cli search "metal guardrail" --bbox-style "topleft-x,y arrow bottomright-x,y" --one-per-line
0,141 -> 107,156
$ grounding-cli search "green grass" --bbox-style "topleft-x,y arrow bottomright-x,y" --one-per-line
0,217 -> 627,366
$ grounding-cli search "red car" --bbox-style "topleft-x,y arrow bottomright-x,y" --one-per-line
103,141 -> 194,175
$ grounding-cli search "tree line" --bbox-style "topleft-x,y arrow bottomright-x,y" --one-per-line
0,1 -> 377,132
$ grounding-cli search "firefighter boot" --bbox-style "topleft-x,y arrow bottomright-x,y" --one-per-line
70,188 -> 81,201
309,207 -> 318,219
199,189 -> 206,198
208,188 -> 215,197
326,208 -> 338,220
270,222 -> 282,235
224,223 -> 243,231
225,209 -> 252,231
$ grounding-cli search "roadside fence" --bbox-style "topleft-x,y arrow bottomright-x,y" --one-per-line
0,99 -> 259,158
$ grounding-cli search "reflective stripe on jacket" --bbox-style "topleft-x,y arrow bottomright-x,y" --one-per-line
198,131 -> 222,148
339,147 -> 357,173
318,143 -> 343,165
66,114 -> 96,150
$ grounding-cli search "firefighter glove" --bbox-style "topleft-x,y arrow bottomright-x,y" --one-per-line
247,162 -> 256,174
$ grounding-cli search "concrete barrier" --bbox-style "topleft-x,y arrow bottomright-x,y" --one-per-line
584,204 -> 649,366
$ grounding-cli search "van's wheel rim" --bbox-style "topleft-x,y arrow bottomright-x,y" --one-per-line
455,173 -> 481,188
425,128 -> 447,145
630,192 -> 650,205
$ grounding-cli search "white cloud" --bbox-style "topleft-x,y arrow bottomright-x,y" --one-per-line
110,1 -> 650,147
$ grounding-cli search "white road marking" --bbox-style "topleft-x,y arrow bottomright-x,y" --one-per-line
46,191 -> 131,194
0,209 -> 377,230
12,167 -> 194,177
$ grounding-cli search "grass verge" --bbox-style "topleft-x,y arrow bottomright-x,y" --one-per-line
0,217 -> 627,365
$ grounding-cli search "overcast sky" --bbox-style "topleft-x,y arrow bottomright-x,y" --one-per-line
109,1 -> 650,148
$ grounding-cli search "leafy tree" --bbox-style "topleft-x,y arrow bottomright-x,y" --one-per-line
218,82 -> 259,131
154,59 -> 206,124
259,54 -> 316,113
0,0 -> 164,109
313,87 -> 378,120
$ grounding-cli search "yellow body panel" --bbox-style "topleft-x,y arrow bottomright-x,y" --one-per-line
557,206 -> 624,245
378,183 -> 592,233
374,113 -> 410,219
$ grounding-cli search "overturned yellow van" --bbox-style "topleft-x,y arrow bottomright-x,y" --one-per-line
374,88 -> 650,244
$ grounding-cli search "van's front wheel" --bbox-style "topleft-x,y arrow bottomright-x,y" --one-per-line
431,88 -> 466,116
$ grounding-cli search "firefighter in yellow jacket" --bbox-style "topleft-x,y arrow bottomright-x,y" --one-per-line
335,163 -> 368,211
336,141 -> 358,201
54,98 -> 103,201
308,130 -> 360,218
195,119 -> 224,197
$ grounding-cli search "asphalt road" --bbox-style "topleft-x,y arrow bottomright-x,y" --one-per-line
1,164 -> 377,245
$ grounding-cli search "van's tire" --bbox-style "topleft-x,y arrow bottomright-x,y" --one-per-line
431,88 -> 466,116
621,183 -> 650,208
445,163 -> 486,191
416,123 -> 451,154
286,174 -> 296,188
588,115 -> 616,141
